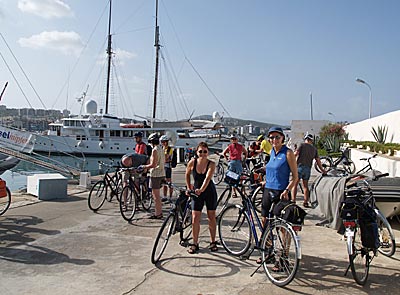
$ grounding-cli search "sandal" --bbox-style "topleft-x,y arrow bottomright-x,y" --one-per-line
256,253 -> 274,264
149,214 -> 163,220
303,202 -> 311,208
272,258 -> 289,272
187,243 -> 199,254
208,241 -> 218,252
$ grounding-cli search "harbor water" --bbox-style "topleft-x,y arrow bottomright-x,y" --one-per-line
1,155 -> 122,192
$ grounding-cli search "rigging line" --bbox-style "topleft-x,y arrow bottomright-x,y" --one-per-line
0,33 -> 46,109
113,0 -> 147,34
52,1 -> 109,109
160,52 -> 185,120
114,53 -> 137,118
160,0 -> 187,57
115,26 -> 153,35
0,50 -> 34,109
111,58 -> 129,118
159,41 -> 190,117
185,57 -> 232,118
76,36 -> 108,103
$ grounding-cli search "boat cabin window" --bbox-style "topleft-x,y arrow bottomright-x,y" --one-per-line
123,131 -> 133,137
110,130 -> 121,137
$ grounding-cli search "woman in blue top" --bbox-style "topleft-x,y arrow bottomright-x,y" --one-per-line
257,127 -> 298,267
262,127 -> 298,225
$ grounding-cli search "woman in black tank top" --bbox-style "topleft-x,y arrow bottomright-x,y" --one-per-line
185,142 -> 218,254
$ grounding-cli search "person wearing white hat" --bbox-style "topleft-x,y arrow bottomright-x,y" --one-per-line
292,133 -> 326,208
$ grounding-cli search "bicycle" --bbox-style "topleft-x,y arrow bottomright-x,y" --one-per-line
315,147 -> 356,174
119,167 -> 153,222
0,179 -> 11,216
151,183 -> 196,264
218,175 -> 302,287
341,172 -> 396,285
212,153 -> 227,185
216,166 -> 265,218
88,160 -> 123,212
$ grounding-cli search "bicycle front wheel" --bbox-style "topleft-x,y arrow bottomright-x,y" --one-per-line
218,204 -> 251,256
0,187 -> 11,216
106,174 -> 123,202
349,227 -> 370,285
261,222 -> 300,287
88,181 -> 107,211
119,186 -> 137,222
139,183 -> 152,211
216,187 -> 232,219
376,211 -> 396,257
213,163 -> 224,185
180,207 -> 192,244
315,157 -> 332,173
151,213 -> 176,264
342,160 -> 356,174
251,185 -> 264,214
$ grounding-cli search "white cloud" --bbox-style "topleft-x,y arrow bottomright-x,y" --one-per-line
18,0 -> 73,19
18,31 -> 84,56
97,48 -> 137,66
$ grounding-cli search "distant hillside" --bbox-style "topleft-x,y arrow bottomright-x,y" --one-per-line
193,115 -> 288,130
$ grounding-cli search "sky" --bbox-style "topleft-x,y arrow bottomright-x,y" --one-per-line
1,0 -> 400,126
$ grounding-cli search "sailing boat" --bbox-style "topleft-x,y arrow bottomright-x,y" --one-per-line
32,0 -> 213,156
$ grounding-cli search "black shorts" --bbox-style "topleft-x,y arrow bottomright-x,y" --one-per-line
261,188 -> 288,217
192,187 -> 217,212
165,167 -> 172,179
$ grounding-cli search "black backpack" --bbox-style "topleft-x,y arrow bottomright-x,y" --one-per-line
171,149 -> 178,168
146,144 -> 153,156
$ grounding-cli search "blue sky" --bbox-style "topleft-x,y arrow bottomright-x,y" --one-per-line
1,0 -> 399,125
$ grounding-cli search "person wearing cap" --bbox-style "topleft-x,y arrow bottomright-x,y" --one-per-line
292,133 -> 326,208
246,135 -> 264,169
256,126 -> 298,267
223,134 -> 248,175
140,133 -> 165,219
257,134 -> 272,163
134,132 -> 147,155
160,135 -> 173,202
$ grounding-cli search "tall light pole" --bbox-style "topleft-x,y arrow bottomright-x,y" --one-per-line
356,78 -> 372,119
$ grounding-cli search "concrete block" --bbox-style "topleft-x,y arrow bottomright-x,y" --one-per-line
27,173 -> 68,200
79,172 -> 91,188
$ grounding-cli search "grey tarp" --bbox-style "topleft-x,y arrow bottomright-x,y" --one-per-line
310,175 -> 347,230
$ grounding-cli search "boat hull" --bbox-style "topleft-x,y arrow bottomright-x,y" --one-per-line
33,134 -> 204,156
371,177 -> 400,218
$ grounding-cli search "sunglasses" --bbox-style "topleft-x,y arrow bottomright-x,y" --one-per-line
198,150 -> 208,154
268,135 -> 282,140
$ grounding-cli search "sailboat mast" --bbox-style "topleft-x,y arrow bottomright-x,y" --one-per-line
105,0 -> 113,115
152,0 -> 160,125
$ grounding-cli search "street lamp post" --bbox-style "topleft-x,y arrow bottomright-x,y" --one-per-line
356,78 -> 372,119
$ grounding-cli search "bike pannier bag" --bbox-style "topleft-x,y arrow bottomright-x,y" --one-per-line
339,198 -> 359,220
224,170 -> 240,186
0,179 -> 7,198
359,205 -> 379,249
274,200 -> 307,225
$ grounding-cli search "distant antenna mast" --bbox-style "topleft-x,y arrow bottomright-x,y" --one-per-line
310,91 -> 314,120
105,0 -> 113,115
0,82 -> 8,101
152,0 -> 161,126
78,85 -> 89,116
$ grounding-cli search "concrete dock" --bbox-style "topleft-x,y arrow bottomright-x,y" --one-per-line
0,165 -> 399,295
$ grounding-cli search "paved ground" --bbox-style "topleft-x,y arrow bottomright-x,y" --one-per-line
0,165 -> 399,295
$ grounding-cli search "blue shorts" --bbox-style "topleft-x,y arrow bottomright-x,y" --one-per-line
298,165 -> 311,180
228,160 -> 243,175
